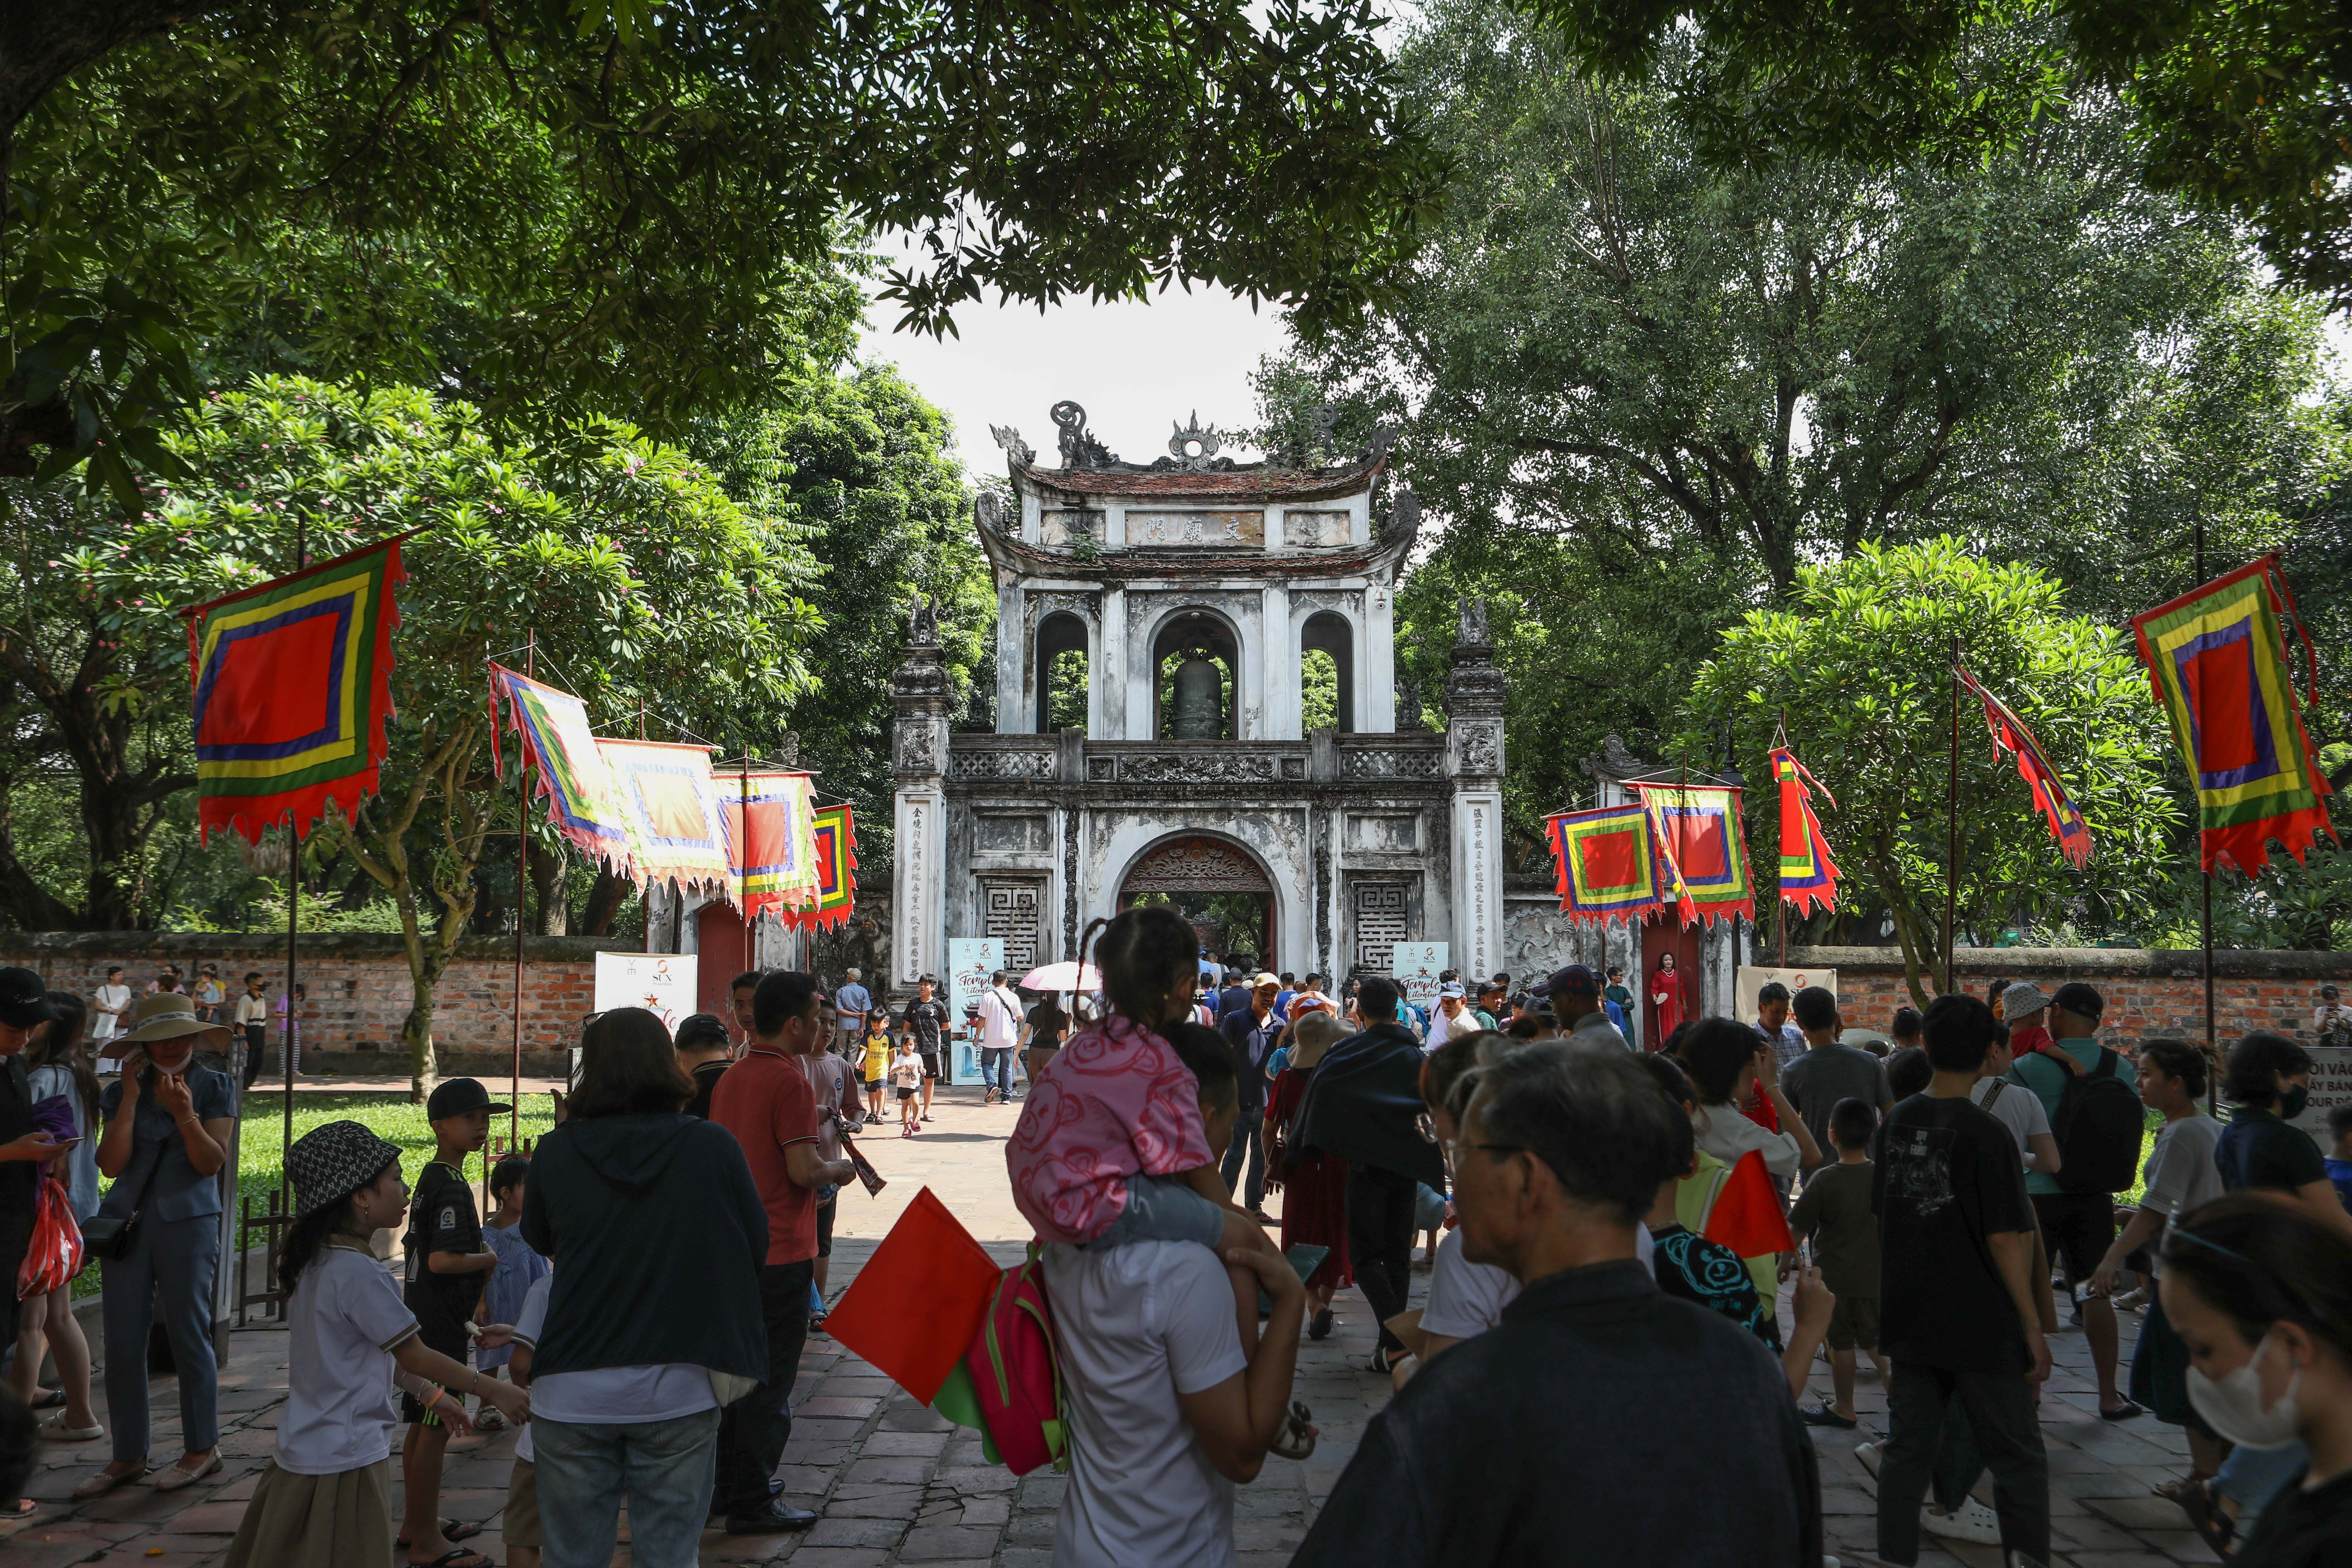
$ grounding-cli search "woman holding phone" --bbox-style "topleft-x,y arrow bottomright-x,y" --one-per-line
72,993 -> 237,1500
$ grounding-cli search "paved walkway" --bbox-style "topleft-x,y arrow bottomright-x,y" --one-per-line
5,1084 -> 2218,1566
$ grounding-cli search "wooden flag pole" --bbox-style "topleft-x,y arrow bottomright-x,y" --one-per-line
1776,708 -> 1789,968
2195,519 -> 2217,1112
1945,634 -> 1961,997
510,630 -> 534,1166
741,759 -> 753,977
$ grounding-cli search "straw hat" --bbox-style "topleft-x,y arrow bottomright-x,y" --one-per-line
114,993 -> 226,1044
1286,1010 -> 1349,1072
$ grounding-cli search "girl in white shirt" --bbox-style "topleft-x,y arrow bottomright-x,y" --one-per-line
226,1122 -> 528,1568
1682,1019 -> 1819,1181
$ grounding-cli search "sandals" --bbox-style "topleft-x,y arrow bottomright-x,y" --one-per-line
2099,1399 -> 2146,1421
1307,1309 -> 1333,1341
396,1521 -> 484,1549
1365,1348 -> 1393,1376
5,1498 -> 36,1518
1269,1402 -> 1317,1461
1800,1405 -> 1859,1429
26,1390 -> 65,1411
411,1551 -> 494,1568
2172,1475 -> 2236,1559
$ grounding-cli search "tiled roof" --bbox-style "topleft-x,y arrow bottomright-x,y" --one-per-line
1017,455 -> 1382,502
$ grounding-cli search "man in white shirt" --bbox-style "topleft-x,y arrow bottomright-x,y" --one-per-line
1045,1024 -> 1307,1567
1425,983 -> 1471,1050
231,972 -> 271,1088
977,972 -> 1023,1106
91,967 -> 132,1071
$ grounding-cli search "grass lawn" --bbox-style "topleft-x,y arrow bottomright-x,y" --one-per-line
229,1091 -> 563,1202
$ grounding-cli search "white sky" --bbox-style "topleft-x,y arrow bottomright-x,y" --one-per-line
856,281 -> 1293,471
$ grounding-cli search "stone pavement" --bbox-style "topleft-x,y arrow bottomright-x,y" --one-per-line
3,1082 -> 2218,1566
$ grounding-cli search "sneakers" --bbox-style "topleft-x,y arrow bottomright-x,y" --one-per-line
1924,1499 -> 2002,1545
727,1500 -> 819,1535
1853,1441 -> 1880,1477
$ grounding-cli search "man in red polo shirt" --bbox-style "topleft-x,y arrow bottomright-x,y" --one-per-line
708,971 -> 854,1535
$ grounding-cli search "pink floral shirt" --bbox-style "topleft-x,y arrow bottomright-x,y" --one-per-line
1006,1017 -> 1214,1245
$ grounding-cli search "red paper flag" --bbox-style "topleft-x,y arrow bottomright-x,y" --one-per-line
825,1188 -> 1004,1404
1702,1150 -> 1794,1258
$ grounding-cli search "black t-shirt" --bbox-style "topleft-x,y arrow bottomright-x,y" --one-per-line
1871,1094 -> 2036,1373
902,999 -> 948,1056
404,1160 -> 484,1320
1027,1002 -> 1068,1051
2234,1466 -> 2352,1568
2218,1107 -> 2328,1194
686,1058 -> 730,1121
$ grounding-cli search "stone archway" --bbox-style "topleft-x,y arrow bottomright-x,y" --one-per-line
1117,832 -> 1277,964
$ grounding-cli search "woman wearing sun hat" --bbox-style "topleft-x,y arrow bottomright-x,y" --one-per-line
72,992 -> 239,1500
225,1120 -> 529,1568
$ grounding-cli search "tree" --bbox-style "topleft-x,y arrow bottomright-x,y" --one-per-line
1683,538 -> 2182,1004
87,375 -> 821,1093
1512,0 -> 2352,304
2,0 -> 1441,500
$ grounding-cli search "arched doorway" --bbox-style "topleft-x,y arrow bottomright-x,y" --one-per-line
1117,834 -> 1276,965
1151,609 -> 1242,739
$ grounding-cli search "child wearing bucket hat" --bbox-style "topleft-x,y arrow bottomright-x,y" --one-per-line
224,1121 -> 529,1568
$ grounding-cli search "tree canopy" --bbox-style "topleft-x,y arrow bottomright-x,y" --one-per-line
1509,0 -> 2352,305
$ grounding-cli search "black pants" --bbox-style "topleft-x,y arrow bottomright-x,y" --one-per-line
1221,1114 -> 1267,1210
1345,1164 -> 1417,1356
713,1258 -> 813,1519
1877,1360 -> 2048,1565
240,1025 -> 267,1091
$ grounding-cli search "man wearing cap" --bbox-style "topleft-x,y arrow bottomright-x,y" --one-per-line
2316,984 -> 2349,1049
1426,982 -> 1473,1050
2004,981 -> 2141,1420
1533,965 -> 1629,1050
1220,973 -> 1283,1220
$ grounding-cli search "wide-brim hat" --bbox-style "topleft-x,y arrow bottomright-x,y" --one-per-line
2000,982 -> 2052,1021
288,1120 -> 406,1217
116,993 -> 225,1044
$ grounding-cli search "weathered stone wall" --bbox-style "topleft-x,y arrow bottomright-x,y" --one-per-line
1784,945 -> 2351,1049
1,932 -> 638,1077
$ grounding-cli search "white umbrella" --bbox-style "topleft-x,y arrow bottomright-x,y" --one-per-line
1018,961 -> 1101,993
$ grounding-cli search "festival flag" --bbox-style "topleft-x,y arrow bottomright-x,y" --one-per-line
487,665 -> 636,873
1702,1150 -> 1795,1258
1545,803 -> 1689,924
2131,555 -> 2336,874
721,769 -> 821,917
601,739 -> 733,894
1956,667 -> 2093,869
185,536 -> 407,845
796,802 -> 859,931
1630,783 -> 1756,924
1771,748 -> 1841,915
826,1188 -> 1004,1404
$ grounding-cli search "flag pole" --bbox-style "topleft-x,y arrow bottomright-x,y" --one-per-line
1776,707 -> 1788,968
510,630 -> 534,1172
2195,520 -> 2216,1112
740,758 -> 753,978
283,515 -> 307,1166
1945,634 -> 1960,997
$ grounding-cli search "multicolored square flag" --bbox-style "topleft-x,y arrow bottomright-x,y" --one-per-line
487,665 -> 636,874
601,739 -> 733,894
2131,555 -> 2334,874
722,769 -> 821,917
1545,803 -> 1691,925
802,802 -> 859,930
1630,783 -> 1755,924
1771,748 -> 1841,914
185,536 -> 407,845
1956,666 -> 2093,869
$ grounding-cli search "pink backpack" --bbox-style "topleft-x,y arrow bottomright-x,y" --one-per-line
962,1248 -> 1068,1475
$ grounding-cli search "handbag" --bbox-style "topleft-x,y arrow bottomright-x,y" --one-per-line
82,1139 -> 158,1264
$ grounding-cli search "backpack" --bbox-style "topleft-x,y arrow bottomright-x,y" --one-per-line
963,1248 -> 1069,1476
2050,1048 -> 2142,1194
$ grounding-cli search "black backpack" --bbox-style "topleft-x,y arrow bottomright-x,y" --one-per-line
2050,1048 -> 2142,1194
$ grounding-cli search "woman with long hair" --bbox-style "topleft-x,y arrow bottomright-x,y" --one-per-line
1263,1009 -> 1354,1339
8,992 -> 102,1441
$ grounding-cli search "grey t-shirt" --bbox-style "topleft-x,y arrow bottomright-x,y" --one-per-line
1780,1043 -> 1892,1155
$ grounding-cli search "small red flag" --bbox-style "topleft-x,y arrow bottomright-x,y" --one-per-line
1703,1150 -> 1794,1258
825,1187 -> 1004,1404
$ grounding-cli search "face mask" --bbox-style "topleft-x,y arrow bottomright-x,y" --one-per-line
2279,1085 -> 2311,1120
2186,1333 -> 2304,1450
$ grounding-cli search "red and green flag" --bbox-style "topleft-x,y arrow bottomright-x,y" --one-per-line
1956,666 -> 2093,869
2131,556 -> 2334,875
601,738 -> 732,894
722,769 -> 821,918
1771,748 -> 1841,915
795,802 -> 859,931
487,664 -> 636,874
1545,803 -> 1693,925
185,536 -> 407,845
1630,783 -> 1755,924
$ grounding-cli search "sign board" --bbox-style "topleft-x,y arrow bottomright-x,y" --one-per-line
1390,942 -> 1448,1017
594,952 -> 694,1035
2288,1046 -> 2352,1155
946,938 -> 1003,1086
1733,966 -> 1837,1029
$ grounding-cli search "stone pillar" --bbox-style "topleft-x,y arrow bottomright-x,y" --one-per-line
892,601 -> 952,991
1262,583 -> 1293,738
1445,596 -> 1507,982
996,576 -> 1024,734
1098,583 -> 1127,739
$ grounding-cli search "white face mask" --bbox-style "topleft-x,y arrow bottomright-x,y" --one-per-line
2186,1332 -> 2305,1450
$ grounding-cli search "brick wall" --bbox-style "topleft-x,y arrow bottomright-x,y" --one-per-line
1,932 -> 642,1078
1785,945 -> 2351,1049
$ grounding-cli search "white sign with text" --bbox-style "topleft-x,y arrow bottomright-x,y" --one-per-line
593,952 -> 694,1034
946,937 -> 1004,1085
1733,965 -> 1838,1028
1391,942 -> 1449,1015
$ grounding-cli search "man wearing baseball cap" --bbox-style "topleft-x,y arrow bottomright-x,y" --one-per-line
1532,964 -> 1627,1050
1426,981 -> 1472,1050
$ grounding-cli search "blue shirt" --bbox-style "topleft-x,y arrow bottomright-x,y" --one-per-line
2007,1034 -> 2115,1196
98,1066 -> 237,1224
834,983 -> 871,1026
1603,999 -> 1628,1034
2326,1157 -> 2352,1212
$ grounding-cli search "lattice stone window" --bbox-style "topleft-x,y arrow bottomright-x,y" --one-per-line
1352,883 -> 1409,973
981,879 -> 1044,975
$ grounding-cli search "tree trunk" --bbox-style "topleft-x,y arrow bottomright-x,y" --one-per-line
581,868 -> 629,936
528,840 -> 568,935
401,989 -> 436,1105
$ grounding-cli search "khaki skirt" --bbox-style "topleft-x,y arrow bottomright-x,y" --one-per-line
225,1456 -> 394,1568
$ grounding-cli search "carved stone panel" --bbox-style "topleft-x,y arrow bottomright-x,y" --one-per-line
1040,510 -> 1103,548
1283,510 -> 1351,547
1343,811 -> 1421,853
1352,882 -> 1409,972
1120,836 -> 1272,894
1127,511 -> 1265,548
1339,748 -> 1444,781
980,878 -> 1044,975
949,748 -> 1056,781
1092,751 -> 1308,784
974,813 -> 1051,853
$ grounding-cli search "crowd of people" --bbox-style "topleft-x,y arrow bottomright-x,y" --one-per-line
0,949 -> 2344,1566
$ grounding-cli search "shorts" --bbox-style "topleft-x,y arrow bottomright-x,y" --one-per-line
399,1296 -> 474,1424
919,1052 -> 941,1081
816,1196 -> 835,1259
865,1077 -> 884,1096
1825,1294 -> 1880,1353
2032,1190 -> 2117,1281
896,1086 -> 918,1101
505,1458 -> 542,1548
